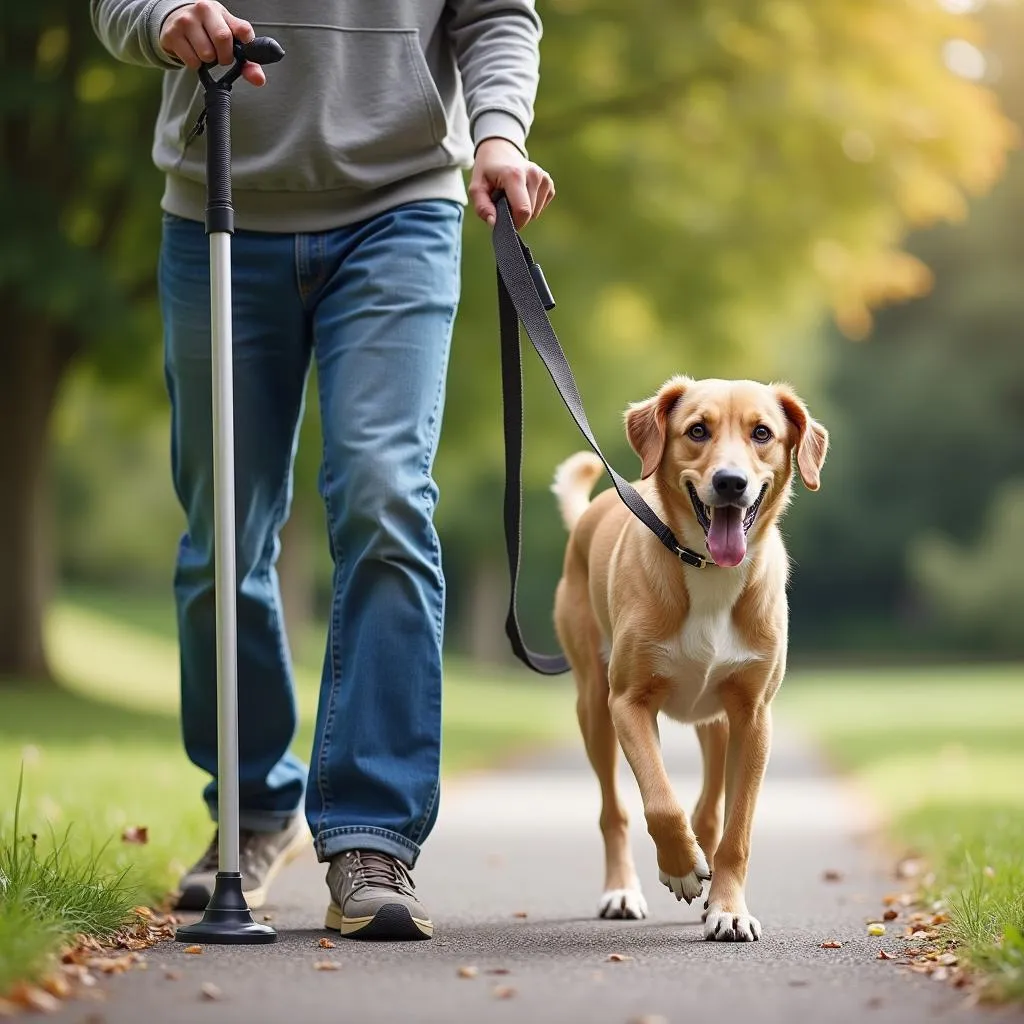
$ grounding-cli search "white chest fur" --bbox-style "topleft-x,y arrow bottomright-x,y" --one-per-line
653,565 -> 761,723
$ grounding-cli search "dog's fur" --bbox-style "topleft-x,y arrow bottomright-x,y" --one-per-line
551,376 -> 828,941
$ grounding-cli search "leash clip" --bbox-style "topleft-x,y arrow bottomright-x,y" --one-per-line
674,545 -> 712,569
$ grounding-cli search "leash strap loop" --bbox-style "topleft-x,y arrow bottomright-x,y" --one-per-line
491,193 -> 707,675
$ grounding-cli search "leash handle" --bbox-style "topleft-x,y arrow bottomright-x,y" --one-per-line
492,193 -> 709,676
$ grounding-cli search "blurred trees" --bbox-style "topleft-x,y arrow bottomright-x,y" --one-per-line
2,0 -> 1019,680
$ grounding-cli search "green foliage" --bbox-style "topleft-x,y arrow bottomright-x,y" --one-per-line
910,481 -> 1024,652
0,0 -> 164,371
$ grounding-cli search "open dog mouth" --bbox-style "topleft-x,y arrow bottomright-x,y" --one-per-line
686,483 -> 768,567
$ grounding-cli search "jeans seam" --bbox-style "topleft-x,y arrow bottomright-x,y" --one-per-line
314,363 -> 344,843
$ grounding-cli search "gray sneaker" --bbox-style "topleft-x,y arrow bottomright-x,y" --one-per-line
174,814 -> 309,911
325,850 -> 433,940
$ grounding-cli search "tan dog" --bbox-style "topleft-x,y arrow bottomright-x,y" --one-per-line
551,376 -> 828,941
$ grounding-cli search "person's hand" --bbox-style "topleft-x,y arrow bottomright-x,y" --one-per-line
469,138 -> 555,230
159,1 -> 265,86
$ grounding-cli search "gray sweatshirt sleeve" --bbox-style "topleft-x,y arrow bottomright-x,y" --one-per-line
444,0 -> 541,156
90,0 -> 194,68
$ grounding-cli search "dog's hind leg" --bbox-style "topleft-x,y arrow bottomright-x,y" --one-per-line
576,653 -> 647,920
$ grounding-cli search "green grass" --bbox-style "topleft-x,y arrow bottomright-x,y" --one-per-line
0,770 -> 138,994
1,591 -> 574,993
779,664 -> 1024,1001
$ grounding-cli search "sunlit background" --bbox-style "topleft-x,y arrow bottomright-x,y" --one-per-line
1,0 -> 1022,1004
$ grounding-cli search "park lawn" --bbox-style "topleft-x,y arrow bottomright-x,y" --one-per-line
779,664 -> 1024,1003
0,593 -> 574,996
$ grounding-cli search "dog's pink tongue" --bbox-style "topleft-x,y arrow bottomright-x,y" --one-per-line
708,506 -> 746,567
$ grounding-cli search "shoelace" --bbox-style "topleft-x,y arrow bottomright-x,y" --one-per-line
350,851 -> 416,896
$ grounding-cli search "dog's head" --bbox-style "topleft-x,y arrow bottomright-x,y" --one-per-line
625,376 -> 828,568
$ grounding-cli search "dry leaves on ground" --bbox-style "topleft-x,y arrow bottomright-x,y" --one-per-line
457,966 -> 479,979
121,826 -> 149,845
318,938 -> 336,949
822,869 -> 843,882
607,953 -> 633,962
313,961 -> 340,972
492,985 -> 516,1000
821,940 -> 843,949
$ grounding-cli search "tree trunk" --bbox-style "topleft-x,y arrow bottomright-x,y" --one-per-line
0,315 -> 69,684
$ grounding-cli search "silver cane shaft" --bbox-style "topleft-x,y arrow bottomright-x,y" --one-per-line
210,230 -> 240,875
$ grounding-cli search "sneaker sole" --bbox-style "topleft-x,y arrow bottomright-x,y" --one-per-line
324,900 -> 433,940
174,823 -> 311,912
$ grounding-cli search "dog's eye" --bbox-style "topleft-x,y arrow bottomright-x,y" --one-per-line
752,425 -> 773,443
687,423 -> 709,442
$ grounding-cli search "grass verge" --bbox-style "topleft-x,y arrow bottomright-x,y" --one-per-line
779,663 -> 1024,1002
1,590 -> 575,996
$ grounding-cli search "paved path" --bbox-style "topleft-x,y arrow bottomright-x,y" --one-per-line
54,716 -> 1020,1024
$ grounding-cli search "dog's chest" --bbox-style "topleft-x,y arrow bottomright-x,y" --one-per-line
654,572 -> 760,723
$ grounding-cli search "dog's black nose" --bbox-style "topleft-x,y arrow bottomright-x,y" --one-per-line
712,469 -> 748,499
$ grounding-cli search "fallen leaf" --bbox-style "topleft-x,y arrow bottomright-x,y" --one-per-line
457,966 -> 478,979
183,945 -> 203,955
133,906 -> 154,920
492,985 -> 516,1000
313,961 -> 340,972
40,975 -> 71,1000
8,984 -> 60,1013
895,856 -> 923,880
821,940 -> 843,949
931,913 -> 949,926
485,968 -> 511,976
607,953 -> 634,962
262,915 -> 274,922
877,950 -> 894,960
200,982 -> 222,1001
318,938 -> 336,949
883,909 -> 899,921
937,953 -> 959,966
867,923 -> 886,937
932,967 -> 950,983
512,911 -> 528,919
121,826 -> 149,845
165,970 -> 182,981
822,869 -> 843,882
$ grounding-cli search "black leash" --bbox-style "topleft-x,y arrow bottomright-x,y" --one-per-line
491,193 -> 712,676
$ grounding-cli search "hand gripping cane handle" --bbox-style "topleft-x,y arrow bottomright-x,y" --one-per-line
198,36 -> 285,234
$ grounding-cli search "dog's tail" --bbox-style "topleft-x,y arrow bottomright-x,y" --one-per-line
551,452 -> 604,531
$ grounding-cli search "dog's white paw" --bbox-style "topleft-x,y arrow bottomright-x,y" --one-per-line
658,849 -> 711,904
598,887 -> 648,920
704,906 -> 762,942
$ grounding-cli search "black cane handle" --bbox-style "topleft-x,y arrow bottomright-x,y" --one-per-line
197,36 -> 285,235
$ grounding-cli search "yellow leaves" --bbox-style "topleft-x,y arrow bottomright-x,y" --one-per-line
76,65 -> 117,103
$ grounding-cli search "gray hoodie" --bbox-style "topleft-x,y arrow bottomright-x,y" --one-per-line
90,0 -> 541,232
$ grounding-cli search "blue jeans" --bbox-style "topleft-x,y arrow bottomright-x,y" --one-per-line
158,200 -> 463,868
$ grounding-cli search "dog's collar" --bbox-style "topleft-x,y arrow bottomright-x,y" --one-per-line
673,545 -> 716,569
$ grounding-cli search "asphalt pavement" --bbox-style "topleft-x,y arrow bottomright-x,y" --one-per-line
47,713 -> 1022,1024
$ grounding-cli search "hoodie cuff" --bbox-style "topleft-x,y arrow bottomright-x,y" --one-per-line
147,0 -> 195,67
471,111 -> 529,158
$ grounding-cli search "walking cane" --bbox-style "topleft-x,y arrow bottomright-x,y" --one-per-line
174,35 -> 285,946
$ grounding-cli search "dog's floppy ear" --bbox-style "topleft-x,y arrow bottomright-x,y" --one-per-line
625,376 -> 690,479
775,384 -> 829,491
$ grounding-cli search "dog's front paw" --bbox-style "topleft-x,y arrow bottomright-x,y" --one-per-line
598,887 -> 648,920
704,905 -> 761,942
658,848 -> 711,905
